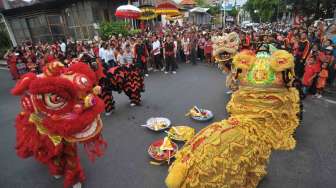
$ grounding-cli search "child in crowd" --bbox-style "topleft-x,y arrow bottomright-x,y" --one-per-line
315,62 -> 329,98
302,55 -> 320,95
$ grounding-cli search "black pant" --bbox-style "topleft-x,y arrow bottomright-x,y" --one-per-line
198,48 -> 205,62
154,54 -> 163,70
136,58 -> 148,75
165,55 -> 177,72
294,56 -> 305,79
191,49 -> 197,65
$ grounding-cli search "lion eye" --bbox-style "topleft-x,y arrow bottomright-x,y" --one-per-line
43,93 -> 66,109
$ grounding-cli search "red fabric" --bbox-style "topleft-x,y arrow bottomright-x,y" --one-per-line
204,41 -> 213,54
7,55 -> 19,79
302,63 -> 321,86
93,47 -> 99,57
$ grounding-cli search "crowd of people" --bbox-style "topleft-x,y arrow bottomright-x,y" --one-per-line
3,21 -> 336,98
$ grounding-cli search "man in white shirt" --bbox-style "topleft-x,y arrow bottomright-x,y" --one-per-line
99,43 -> 106,62
60,40 -> 66,54
152,36 -> 163,71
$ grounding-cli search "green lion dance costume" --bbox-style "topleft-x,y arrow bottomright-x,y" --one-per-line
166,49 -> 300,188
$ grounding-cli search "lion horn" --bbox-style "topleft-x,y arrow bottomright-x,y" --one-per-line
43,61 -> 65,77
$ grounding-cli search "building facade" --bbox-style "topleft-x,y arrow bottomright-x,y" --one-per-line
1,0 -> 136,45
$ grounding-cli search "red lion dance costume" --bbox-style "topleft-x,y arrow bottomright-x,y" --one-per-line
11,61 -> 107,188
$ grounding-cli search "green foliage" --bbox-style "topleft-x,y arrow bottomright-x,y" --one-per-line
244,0 -> 284,22
244,0 -> 335,23
195,0 -> 207,7
287,0 -> 335,19
99,21 -> 143,39
228,7 -> 239,17
99,21 -> 129,40
0,24 -> 12,57
128,29 -> 142,36
208,6 -> 220,16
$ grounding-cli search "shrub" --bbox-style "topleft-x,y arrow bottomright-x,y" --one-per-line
99,21 -> 142,39
0,29 -> 12,58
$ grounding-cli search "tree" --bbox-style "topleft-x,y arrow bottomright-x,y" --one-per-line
286,0 -> 335,19
244,0 -> 285,22
195,0 -> 207,7
228,7 -> 239,18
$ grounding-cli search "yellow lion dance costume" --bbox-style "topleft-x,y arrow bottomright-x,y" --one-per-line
166,49 -> 300,188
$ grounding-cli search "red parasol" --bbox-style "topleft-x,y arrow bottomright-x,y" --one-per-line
115,4 -> 141,19
155,0 -> 180,15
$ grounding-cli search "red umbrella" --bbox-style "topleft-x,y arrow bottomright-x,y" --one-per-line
115,4 -> 141,19
155,0 -> 180,15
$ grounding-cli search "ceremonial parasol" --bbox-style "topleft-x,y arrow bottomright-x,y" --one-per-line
180,0 -> 196,7
139,5 -> 157,21
115,4 -> 141,19
155,0 -> 180,15
165,12 -> 183,21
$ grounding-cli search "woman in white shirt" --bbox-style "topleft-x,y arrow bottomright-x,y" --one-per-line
116,47 -> 126,66
105,44 -> 116,67
123,45 -> 134,65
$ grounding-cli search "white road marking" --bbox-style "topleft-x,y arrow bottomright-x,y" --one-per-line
323,98 -> 336,105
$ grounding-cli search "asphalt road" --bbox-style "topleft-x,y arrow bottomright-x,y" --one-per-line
0,63 -> 336,188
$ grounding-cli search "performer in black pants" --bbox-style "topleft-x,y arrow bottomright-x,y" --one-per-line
164,36 -> 177,74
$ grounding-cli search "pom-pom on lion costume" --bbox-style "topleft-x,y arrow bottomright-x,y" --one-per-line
11,61 -> 107,188
166,49 -> 300,188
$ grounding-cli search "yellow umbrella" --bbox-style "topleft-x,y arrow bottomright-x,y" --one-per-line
139,5 -> 157,20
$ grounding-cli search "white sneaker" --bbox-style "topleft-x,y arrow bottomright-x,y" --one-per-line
105,111 -> 112,116
148,67 -> 153,71
73,182 -> 82,188
164,71 -> 168,74
161,68 -> 165,71
226,90 -> 233,94
130,103 -> 136,107
53,175 -> 62,179
145,74 -> 149,77
153,69 -> 158,72
317,94 -> 322,99
172,71 -> 176,74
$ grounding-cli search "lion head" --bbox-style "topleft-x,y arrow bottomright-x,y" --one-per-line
12,61 -> 105,143
212,32 -> 240,65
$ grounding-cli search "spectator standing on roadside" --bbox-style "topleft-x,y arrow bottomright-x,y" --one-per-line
164,35 -> 177,74
204,37 -> 213,64
152,36 -> 163,71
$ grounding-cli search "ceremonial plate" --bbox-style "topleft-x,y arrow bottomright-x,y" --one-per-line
145,117 -> 171,131
191,109 -> 214,122
148,139 -> 178,161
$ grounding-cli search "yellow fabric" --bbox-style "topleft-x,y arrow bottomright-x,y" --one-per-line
166,87 -> 299,188
29,113 -> 63,146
